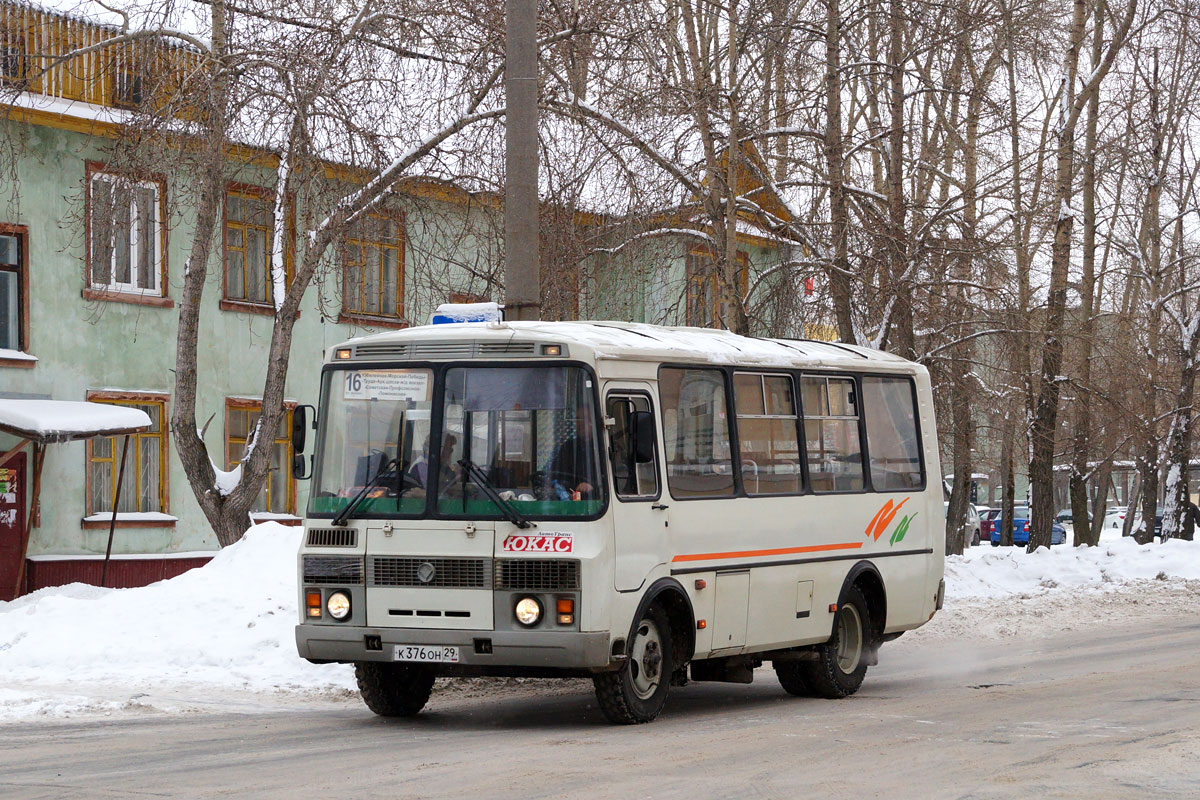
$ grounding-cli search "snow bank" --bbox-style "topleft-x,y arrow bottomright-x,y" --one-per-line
2,521 -> 1198,722
946,537 -> 1200,601
0,523 -> 353,720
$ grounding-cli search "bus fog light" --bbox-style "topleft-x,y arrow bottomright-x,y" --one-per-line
515,596 -> 542,626
326,591 -> 352,620
557,614 -> 573,625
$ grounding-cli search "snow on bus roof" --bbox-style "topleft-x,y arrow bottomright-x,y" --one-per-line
0,399 -> 152,443
340,321 -> 913,369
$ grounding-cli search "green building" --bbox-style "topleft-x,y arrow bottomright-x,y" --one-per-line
0,1 -> 797,598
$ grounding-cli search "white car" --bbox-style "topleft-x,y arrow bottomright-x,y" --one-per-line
945,501 -> 982,546
1102,506 -> 1128,530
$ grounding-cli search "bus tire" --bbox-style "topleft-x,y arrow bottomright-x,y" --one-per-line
774,661 -> 812,697
801,585 -> 871,699
354,662 -> 435,717
593,605 -> 672,724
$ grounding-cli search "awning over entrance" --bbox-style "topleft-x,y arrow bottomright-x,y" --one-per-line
0,400 -> 153,600
0,399 -> 152,443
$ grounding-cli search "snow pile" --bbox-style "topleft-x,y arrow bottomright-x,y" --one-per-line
946,537 -> 1200,601
0,523 -> 353,719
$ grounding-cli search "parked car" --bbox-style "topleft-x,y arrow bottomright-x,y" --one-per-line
976,506 -> 997,540
1102,506 -> 1128,531
944,501 -> 983,546
989,506 -> 1066,546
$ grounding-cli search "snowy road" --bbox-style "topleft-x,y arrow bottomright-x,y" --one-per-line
2,597 -> 1198,799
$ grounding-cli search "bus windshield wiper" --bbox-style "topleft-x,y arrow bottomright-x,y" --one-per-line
458,459 -> 535,529
331,458 -> 398,527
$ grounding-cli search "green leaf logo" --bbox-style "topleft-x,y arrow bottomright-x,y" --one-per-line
889,513 -> 917,546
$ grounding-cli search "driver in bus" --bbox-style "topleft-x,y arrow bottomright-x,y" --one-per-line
545,413 -> 597,498
407,435 -> 459,497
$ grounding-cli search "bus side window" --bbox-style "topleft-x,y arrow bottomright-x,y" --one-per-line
862,376 -> 924,491
606,394 -> 659,499
733,372 -> 802,495
800,375 -> 865,493
659,367 -> 735,498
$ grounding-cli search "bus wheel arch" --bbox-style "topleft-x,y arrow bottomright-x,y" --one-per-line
839,561 -> 887,659
594,582 -> 691,724
633,578 -> 696,668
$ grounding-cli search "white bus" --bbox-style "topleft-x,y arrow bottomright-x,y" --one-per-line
294,321 -> 945,724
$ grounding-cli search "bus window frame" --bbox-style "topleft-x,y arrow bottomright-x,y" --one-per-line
797,371 -> 869,495
657,364 -> 739,502
729,370 -> 805,498
604,389 -> 663,504
858,372 -> 927,493
308,359 -> 611,523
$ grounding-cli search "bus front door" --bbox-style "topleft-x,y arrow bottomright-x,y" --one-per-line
604,387 -> 668,592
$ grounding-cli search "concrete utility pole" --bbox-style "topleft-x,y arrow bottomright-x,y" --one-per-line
504,0 -> 541,321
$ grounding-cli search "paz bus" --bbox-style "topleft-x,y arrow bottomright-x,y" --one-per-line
293,318 -> 945,724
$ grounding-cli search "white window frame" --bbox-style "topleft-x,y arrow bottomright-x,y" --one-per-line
88,170 -> 163,296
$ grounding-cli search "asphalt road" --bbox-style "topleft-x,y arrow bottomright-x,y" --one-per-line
3,614 -> 1199,800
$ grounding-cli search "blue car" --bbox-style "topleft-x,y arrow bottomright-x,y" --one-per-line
990,507 -> 1066,546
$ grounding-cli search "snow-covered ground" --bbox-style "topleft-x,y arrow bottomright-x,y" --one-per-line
2,522 -> 1199,723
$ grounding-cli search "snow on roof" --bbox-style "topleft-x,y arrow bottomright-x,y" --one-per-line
340,320 -> 914,370
0,399 -> 151,443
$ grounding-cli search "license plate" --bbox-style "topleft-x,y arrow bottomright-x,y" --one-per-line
393,644 -> 459,663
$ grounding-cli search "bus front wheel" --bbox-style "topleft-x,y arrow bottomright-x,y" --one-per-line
355,662 -> 436,717
593,605 -> 673,724
801,585 -> 872,699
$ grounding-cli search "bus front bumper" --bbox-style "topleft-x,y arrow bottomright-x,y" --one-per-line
296,624 -> 614,670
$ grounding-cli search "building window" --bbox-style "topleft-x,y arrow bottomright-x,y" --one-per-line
1,31 -> 23,82
87,166 -> 165,296
224,186 -> 283,307
87,394 -> 168,515
342,213 -> 404,321
0,226 -> 28,355
113,70 -> 144,107
226,400 -> 295,514
685,249 -> 748,328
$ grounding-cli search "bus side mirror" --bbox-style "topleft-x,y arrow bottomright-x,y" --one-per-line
292,404 -> 316,480
631,410 -> 655,463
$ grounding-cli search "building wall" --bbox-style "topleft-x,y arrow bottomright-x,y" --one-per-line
0,115 -> 499,560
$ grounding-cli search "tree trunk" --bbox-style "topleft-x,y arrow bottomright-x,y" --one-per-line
1029,0 -> 1089,552
824,0 -> 855,343
1069,0 -> 1104,545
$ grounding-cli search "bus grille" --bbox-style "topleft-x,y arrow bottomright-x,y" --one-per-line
369,557 -> 490,588
495,559 -> 580,592
303,555 -> 364,585
305,527 -> 357,547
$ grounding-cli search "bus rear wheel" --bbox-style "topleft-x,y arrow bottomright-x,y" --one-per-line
801,586 -> 872,699
593,605 -> 673,724
355,662 -> 436,717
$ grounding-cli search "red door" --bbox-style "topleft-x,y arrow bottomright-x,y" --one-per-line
0,452 -> 26,601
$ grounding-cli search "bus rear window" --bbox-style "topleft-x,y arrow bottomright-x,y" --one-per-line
862,376 -> 923,491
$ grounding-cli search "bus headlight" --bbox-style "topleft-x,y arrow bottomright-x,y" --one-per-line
514,596 -> 542,626
326,591 -> 352,620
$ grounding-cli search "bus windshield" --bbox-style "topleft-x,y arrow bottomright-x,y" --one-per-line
437,366 -> 604,518
308,364 -> 605,519
309,367 -> 435,517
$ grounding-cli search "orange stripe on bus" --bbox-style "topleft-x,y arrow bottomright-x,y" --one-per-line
671,541 -> 863,563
